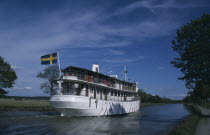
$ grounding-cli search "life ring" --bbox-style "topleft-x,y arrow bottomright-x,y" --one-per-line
86,76 -> 90,82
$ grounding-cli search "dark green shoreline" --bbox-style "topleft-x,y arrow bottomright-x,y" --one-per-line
168,113 -> 200,135
168,104 -> 205,135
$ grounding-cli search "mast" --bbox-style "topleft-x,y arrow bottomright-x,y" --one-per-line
123,65 -> 127,81
57,51 -> 62,78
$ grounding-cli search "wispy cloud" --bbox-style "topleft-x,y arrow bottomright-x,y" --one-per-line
142,88 -> 148,90
113,0 -> 210,16
11,65 -> 24,71
103,56 -> 145,63
12,86 -> 32,90
109,49 -> 126,55
0,0 -> 184,63
157,88 -> 164,91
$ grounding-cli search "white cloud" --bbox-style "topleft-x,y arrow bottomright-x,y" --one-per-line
11,65 -> 24,71
109,49 -> 126,55
103,56 -> 144,63
12,86 -> 32,90
24,87 -> 32,90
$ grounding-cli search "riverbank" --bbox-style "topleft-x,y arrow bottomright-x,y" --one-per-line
168,113 -> 200,135
0,99 -> 53,111
168,104 -> 210,135
186,104 -> 210,135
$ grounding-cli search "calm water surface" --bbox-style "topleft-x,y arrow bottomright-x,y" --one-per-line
0,104 -> 190,135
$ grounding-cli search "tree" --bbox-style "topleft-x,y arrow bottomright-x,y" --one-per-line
171,14 -> 210,98
0,88 -> 8,95
137,89 -> 174,103
0,56 -> 17,96
37,65 -> 60,95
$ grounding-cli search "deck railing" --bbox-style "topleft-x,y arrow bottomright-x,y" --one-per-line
63,72 -> 136,91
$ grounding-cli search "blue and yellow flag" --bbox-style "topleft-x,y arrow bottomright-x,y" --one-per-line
41,52 -> 57,65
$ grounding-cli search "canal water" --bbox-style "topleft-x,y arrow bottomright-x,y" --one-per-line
0,104 -> 190,135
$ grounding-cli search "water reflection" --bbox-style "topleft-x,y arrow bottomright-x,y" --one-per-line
0,104 -> 190,135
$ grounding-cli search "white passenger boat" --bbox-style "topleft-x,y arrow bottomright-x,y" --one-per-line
50,64 -> 140,116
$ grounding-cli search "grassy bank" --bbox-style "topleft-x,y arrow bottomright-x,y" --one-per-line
168,114 -> 200,135
168,104 -> 201,135
203,102 -> 210,109
0,99 -> 53,111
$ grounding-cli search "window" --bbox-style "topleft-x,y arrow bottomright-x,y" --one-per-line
96,67 -> 99,72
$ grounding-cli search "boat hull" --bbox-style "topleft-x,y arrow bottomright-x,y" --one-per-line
50,95 -> 140,116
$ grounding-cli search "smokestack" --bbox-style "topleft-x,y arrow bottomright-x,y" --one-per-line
92,64 -> 99,73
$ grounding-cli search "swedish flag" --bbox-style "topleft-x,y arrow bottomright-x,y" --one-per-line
41,52 -> 58,65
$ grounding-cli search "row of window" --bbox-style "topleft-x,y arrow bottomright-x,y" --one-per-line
63,72 -> 136,91
61,83 -> 138,101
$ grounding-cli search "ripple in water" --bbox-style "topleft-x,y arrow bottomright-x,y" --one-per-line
0,104 -> 190,135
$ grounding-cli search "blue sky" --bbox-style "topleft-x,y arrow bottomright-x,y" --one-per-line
0,0 -> 210,99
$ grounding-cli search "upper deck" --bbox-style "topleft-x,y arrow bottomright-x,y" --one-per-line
61,66 -> 138,92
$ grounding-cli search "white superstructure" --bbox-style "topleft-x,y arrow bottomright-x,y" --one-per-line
50,65 -> 140,116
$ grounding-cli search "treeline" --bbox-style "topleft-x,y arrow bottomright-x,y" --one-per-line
137,89 -> 180,103
183,89 -> 210,105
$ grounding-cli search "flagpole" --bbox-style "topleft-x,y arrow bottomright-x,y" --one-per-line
57,51 -> 62,78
